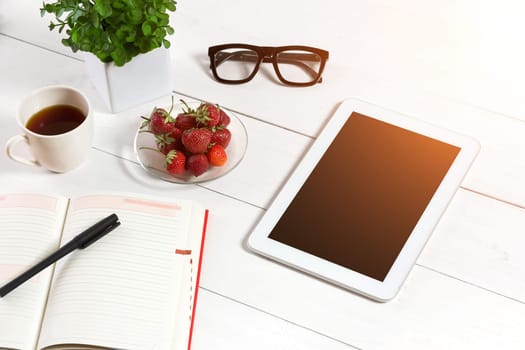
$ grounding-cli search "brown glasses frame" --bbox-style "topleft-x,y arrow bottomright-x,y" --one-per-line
208,43 -> 329,86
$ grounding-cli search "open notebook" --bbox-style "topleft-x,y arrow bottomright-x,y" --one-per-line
0,193 -> 209,350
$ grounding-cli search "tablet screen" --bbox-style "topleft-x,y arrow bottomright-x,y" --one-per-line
268,112 -> 461,281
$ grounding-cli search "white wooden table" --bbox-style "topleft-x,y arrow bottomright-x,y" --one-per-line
1,1 -> 524,349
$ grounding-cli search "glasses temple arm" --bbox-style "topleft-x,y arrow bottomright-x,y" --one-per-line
271,52 -> 324,62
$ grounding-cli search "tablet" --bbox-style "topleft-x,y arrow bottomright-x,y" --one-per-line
248,98 -> 479,302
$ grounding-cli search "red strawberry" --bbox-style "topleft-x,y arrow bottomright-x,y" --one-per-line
156,127 -> 183,154
140,97 -> 177,134
194,103 -> 221,127
165,150 -> 186,175
187,154 -> 209,177
174,113 -> 196,131
169,127 -> 183,142
211,128 -> 231,148
218,109 -> 230,127
158,140 -> 177,155
181,128 -> 212,154
150,108 -> 175,134
207,144 -> 228,166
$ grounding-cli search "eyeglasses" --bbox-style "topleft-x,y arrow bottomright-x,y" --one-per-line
208,44 -> 329,87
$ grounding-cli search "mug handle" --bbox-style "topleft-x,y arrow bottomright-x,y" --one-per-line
5,134 -> 40,167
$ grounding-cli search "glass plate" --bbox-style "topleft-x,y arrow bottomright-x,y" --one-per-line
134,102 -> 248,184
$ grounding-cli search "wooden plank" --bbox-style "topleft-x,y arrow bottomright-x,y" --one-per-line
419,189 -> 525,302
193,288 -> 355,350
204,256 -> 525,349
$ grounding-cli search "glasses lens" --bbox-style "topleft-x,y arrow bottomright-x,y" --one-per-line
275,50 -> 322,84
213,48 -> 259,81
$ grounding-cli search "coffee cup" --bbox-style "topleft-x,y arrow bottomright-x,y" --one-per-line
5,85 -> 93,173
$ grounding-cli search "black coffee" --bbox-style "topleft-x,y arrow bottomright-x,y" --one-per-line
26,104 -> 85,135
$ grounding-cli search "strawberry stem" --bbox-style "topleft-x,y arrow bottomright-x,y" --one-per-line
168,95 -> 174,115
180,99 -> 194,113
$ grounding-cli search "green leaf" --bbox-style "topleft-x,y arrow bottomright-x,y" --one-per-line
165,26 -> 174,35
122,0 -> 136,7
61,38 -> 72,47
71,29 -> 80,43
162,39 -> 171,48
113,1 -> 124,9
111,47 -> 127,66
141,22 -> 152,36
94,0 -> 112,17
90,12 -> 100,27
129,9 -> 143,23
166,1 -> 176,12
158,13 -> 169,26
148,15 -> 158,24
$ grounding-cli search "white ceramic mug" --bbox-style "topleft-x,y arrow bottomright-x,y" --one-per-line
5,85 -> 93,173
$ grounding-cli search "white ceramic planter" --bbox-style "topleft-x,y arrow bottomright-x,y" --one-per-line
84,48 -> 173,113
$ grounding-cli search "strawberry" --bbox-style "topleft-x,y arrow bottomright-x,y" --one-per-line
211,128 -> 231,148
218,109 -> 230,127
174,113 -> 196,131
156,127 -> 183,154
187,154 -> 209,177
159,143 -> 177,155
169,127 -> 183,141
141,97 -> 177,134
194,103 -> 221,127
181,128 -> 212,154
150,108 -> 175,134
174,99 -> 197,130
207,144 -> 228,166
165,150 -> 186,175
157,136 -> 176,155
141,108 -> 174,134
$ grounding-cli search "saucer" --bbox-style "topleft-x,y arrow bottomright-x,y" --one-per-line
134,102 -> 248,184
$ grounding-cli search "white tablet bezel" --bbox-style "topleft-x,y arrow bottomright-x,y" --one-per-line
248,98 -> 479,302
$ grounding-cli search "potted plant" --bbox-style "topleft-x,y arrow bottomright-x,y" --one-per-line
41,0 -> 178,112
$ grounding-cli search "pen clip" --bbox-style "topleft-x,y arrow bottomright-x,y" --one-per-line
78,214 -> 121,249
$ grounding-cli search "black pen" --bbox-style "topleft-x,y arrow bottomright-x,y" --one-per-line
0,213 -> 120,298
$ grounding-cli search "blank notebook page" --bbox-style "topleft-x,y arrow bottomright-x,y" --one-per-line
38,195 -> 196,350
0,194 -> 67,350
